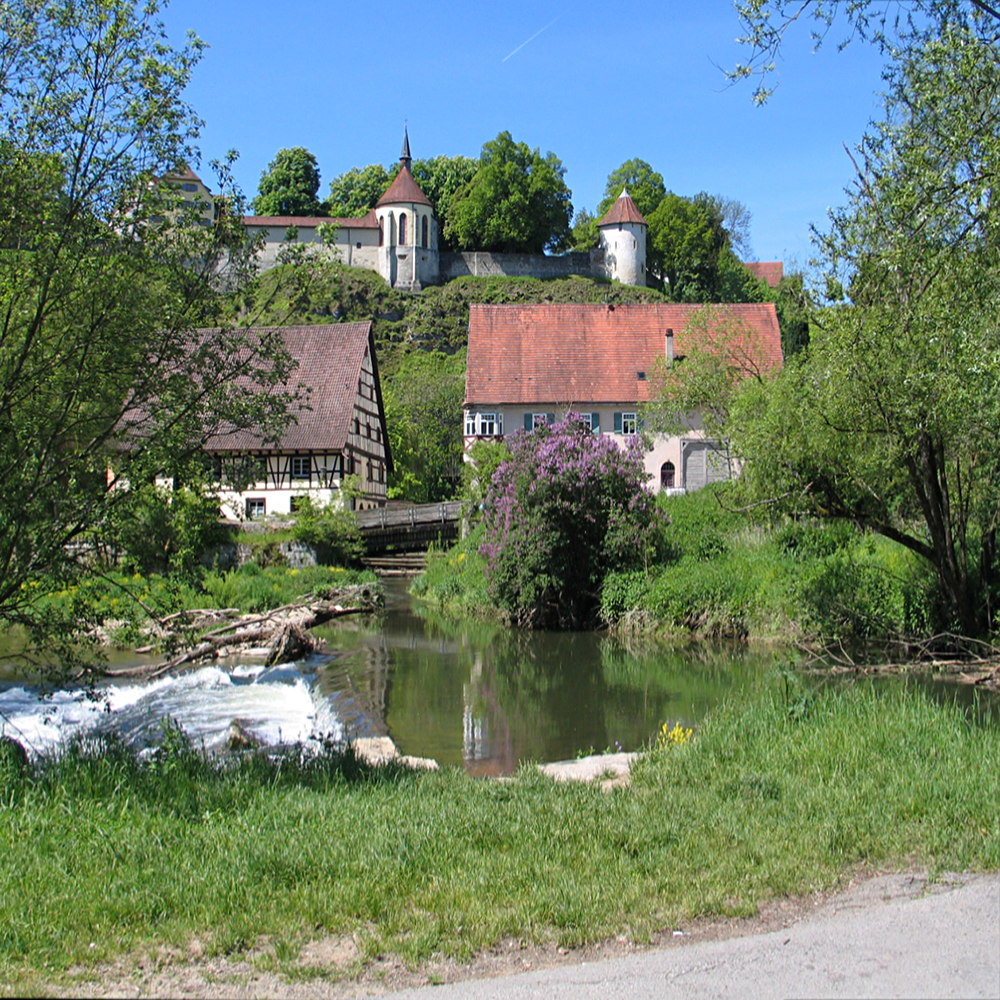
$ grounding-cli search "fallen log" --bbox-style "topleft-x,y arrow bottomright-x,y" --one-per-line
104,586 -> 380,680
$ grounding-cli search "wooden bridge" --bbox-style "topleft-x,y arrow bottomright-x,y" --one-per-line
356,501 -> 463,556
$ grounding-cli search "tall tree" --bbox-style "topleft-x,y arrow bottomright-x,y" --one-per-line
383,350 -> 466,503
596,158 -> 667,220
769,270 -> 812,355
0,0 -> 295,646
445,132 -> 573,254
324,163 -> 392,217
646,192 -> 759,301
726,24 -> 1000,635
410,155 -> 478,250
252,147 -> 323,216
569,207 -> 599,252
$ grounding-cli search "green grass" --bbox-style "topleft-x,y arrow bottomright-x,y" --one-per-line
0,684 -> 995,988
411,527 -> 493,617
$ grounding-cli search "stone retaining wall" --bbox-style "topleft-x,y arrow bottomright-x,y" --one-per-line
440,249 -> 606,282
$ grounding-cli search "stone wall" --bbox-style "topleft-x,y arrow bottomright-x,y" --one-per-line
440,250 -> 606,282
206,540 -> 320,570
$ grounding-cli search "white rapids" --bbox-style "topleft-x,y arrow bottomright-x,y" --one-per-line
0,661 -> 343,757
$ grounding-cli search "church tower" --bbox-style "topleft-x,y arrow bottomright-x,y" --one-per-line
597,188 -> 647,286
374,127 -> 439,290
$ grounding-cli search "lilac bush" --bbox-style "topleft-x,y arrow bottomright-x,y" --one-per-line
479,415 -> 668,628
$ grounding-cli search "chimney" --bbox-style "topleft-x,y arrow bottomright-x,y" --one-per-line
665,328 -> 674,365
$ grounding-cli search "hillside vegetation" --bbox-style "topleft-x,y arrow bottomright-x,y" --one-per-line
245,262 -> 669,371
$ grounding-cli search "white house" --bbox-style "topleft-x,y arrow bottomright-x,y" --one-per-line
463,302 -> 784,491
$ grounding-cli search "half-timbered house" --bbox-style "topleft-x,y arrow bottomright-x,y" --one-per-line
206,323 -> 392,519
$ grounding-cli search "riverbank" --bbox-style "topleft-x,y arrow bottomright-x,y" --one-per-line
2,683 -> 996,995
414,489 -> 945,643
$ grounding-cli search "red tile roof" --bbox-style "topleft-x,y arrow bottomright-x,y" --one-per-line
743,261 -> 784,287
243,210 -> 378,229
598,189 -> 647,227
465,303 -> 783,406
376,165 -> 432,208
204,324 -> 383,454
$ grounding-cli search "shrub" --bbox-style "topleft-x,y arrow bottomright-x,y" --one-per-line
479,416 -> 668,628
111,484 -> 233,578
288,491 -> 363,566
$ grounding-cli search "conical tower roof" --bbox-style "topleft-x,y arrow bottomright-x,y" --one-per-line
377,126 -> 432,207
598,187 -> 647,227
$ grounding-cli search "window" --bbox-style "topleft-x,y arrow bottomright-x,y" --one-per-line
290,455 -> 311,480
378,217 -> 384,246
246,498 -> 265,519
524,412 -> 553,431
614,412 -> 638,435
290,495 -> 305,513
421,215 -> 428,248
182,182 -> 197,192
466,411 -> 503,436
660,461 -> 676,489
576,412 -> 601,433
399,212 -> 407,245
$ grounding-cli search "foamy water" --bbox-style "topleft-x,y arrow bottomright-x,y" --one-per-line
0,660 -> 342,757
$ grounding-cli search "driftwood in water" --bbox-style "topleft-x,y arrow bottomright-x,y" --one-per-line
107,585 -> 380,680
798,634 -> 1000,692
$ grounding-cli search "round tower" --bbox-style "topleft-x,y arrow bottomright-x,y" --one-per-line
374,127 -> 439,291
596,187 -> 647,286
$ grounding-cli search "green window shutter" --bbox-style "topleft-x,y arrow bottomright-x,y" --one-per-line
546,413 -> 555,425
524,413 -> 533,431
591,412 -> 601,433
638,415 -> 645,432
614,412 -> 622,433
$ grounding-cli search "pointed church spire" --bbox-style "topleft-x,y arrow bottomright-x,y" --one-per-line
400,124 -> 412,171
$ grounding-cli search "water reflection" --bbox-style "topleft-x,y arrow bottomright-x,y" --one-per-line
313,581 -> 788,774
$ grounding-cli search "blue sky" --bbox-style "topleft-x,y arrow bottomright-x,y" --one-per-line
158,0 -> 890,269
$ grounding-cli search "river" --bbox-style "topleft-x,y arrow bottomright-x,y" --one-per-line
0,580 -> 995,773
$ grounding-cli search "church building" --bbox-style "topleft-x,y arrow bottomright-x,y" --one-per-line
177,129 -> 780,293
240,129 -> 649,290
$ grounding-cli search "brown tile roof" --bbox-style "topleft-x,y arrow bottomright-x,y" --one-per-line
163,164 -> 203,184
205,323 -> 383,454
243,210 -> 378,229
376,165 -> 432,208
597,189 -> 647,227
743,261 -> 784,287
465,303 -> 783,406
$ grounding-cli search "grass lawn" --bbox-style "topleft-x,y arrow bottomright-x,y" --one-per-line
0,682 -> 996,991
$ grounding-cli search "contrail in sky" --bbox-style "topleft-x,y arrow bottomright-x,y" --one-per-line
502,12 -> 565,62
